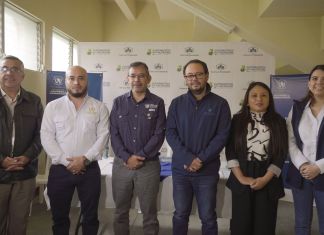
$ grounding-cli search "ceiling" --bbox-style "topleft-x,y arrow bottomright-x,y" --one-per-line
102,0 -> 324,73
105,0 -> 324,20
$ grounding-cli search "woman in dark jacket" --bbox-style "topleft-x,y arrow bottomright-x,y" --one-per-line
226,81 -> 288,235
286,64 -> 324,235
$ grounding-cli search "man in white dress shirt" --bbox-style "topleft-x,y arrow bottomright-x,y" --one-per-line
41,66 -> 109,235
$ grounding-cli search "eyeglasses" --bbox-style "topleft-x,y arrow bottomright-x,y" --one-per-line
128,74 -> 146,80
0,66 -> 22,74
184,72 -> 206,81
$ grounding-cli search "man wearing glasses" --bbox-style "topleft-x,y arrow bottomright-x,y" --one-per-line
0,55 -> 43,235
166,59 -> 231,235
110,61 -> 166,235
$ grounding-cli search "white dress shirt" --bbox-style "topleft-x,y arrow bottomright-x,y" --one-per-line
287,101 -> 324,173
41,95 -> 109,166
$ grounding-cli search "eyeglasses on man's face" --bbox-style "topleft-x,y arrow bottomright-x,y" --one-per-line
0,66 -> 22,74
184,72 -> 206,81
128,73 -> 147,80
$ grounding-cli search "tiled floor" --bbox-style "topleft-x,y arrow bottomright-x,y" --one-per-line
27,200 -> 319,235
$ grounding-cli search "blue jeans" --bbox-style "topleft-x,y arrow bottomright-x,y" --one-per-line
292,180 -> 324,235
172,173 -> 219,235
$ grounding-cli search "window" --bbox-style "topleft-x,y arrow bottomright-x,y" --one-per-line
3,2 -> 42,71
52,29 -> 78,71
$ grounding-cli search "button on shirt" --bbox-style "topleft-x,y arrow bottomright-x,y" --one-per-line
41,95 -> 109,166
110,90 -> 166,162
287,101 -> 324,173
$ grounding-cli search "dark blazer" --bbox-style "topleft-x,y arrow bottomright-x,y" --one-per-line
226,113 -> 287,200
286,99 -> 324,191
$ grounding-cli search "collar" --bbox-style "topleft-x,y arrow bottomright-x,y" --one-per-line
126,89 -> 151,100
1,87 -> 21,102
187,83 -> 211,102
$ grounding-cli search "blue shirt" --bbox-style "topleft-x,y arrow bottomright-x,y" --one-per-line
166,85 -> 231,176
110,90 -> 166,162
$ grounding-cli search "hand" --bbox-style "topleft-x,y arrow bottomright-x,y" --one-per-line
250,177 -> 268,190
300,163 -> 320,180
2,156 -> 26,171
67,156 -> 86,175
184,157 -> 203,172
238,176 -> 255,186
124,155 -> 145,170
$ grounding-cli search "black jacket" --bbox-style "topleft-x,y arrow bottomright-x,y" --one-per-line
0,88 -> 43,183
226,113 -> 287,199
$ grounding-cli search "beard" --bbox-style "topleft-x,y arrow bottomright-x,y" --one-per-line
67,87 -> 88,98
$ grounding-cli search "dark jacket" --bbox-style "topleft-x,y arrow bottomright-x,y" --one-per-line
286,99 -> 324,191
226,113 -> 287,199
166,84 -> 231,176
0,88 -> 43,183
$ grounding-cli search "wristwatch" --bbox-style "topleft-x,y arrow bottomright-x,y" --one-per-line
83,157 -> 91,167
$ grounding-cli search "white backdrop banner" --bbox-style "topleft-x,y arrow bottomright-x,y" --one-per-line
78,42 -> 275,157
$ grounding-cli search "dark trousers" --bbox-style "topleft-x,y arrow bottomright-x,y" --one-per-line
230,189 -> 278,235
47,162 -> 101,235
229,159 -> 280,235
172,173 -> 219,235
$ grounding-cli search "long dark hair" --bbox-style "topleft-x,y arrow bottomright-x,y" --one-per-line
233,81 -> 287,160
301,64 -> 324,102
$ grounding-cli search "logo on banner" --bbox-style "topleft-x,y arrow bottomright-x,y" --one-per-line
86,48 -> 111,55
274,79 -> 287,89
93,63 -> 107,72
119,47 -> 138,56
180,47 -> 198,56
53,76 -> 64,86
151,63 -> 167,73
211,82 -> 233,89
244,47 -> 263,56
210,63 -> 230,74
240,65 -> 266,72
151,82 -> 171,88
208,48 -> 234,55
116,64 -> 130,72
146,48 -> 171,55
118,80 -> 130,90
177,65 -> 183,72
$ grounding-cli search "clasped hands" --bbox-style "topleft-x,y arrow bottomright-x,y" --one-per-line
184,157 -> 203,173
1,156 -> 30,171
124,155 -> 145,170
299,162 -> 320,180
240,176 -> 268,190
66,156 -> 87,175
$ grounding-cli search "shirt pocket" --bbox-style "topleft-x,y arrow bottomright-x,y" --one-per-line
53,116 -> 70,141
141,111 -> 158,133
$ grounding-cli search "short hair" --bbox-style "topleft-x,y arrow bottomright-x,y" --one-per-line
129,61 -> 150,75
183,59 -> 209,75
1,55 -> 24,70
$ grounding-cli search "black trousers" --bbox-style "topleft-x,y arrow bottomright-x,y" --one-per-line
230,188 -> 278,235
47,162 -> 101,235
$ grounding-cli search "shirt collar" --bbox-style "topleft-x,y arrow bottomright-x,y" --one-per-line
127,89 -> 151,100
0,88 -> 21,102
